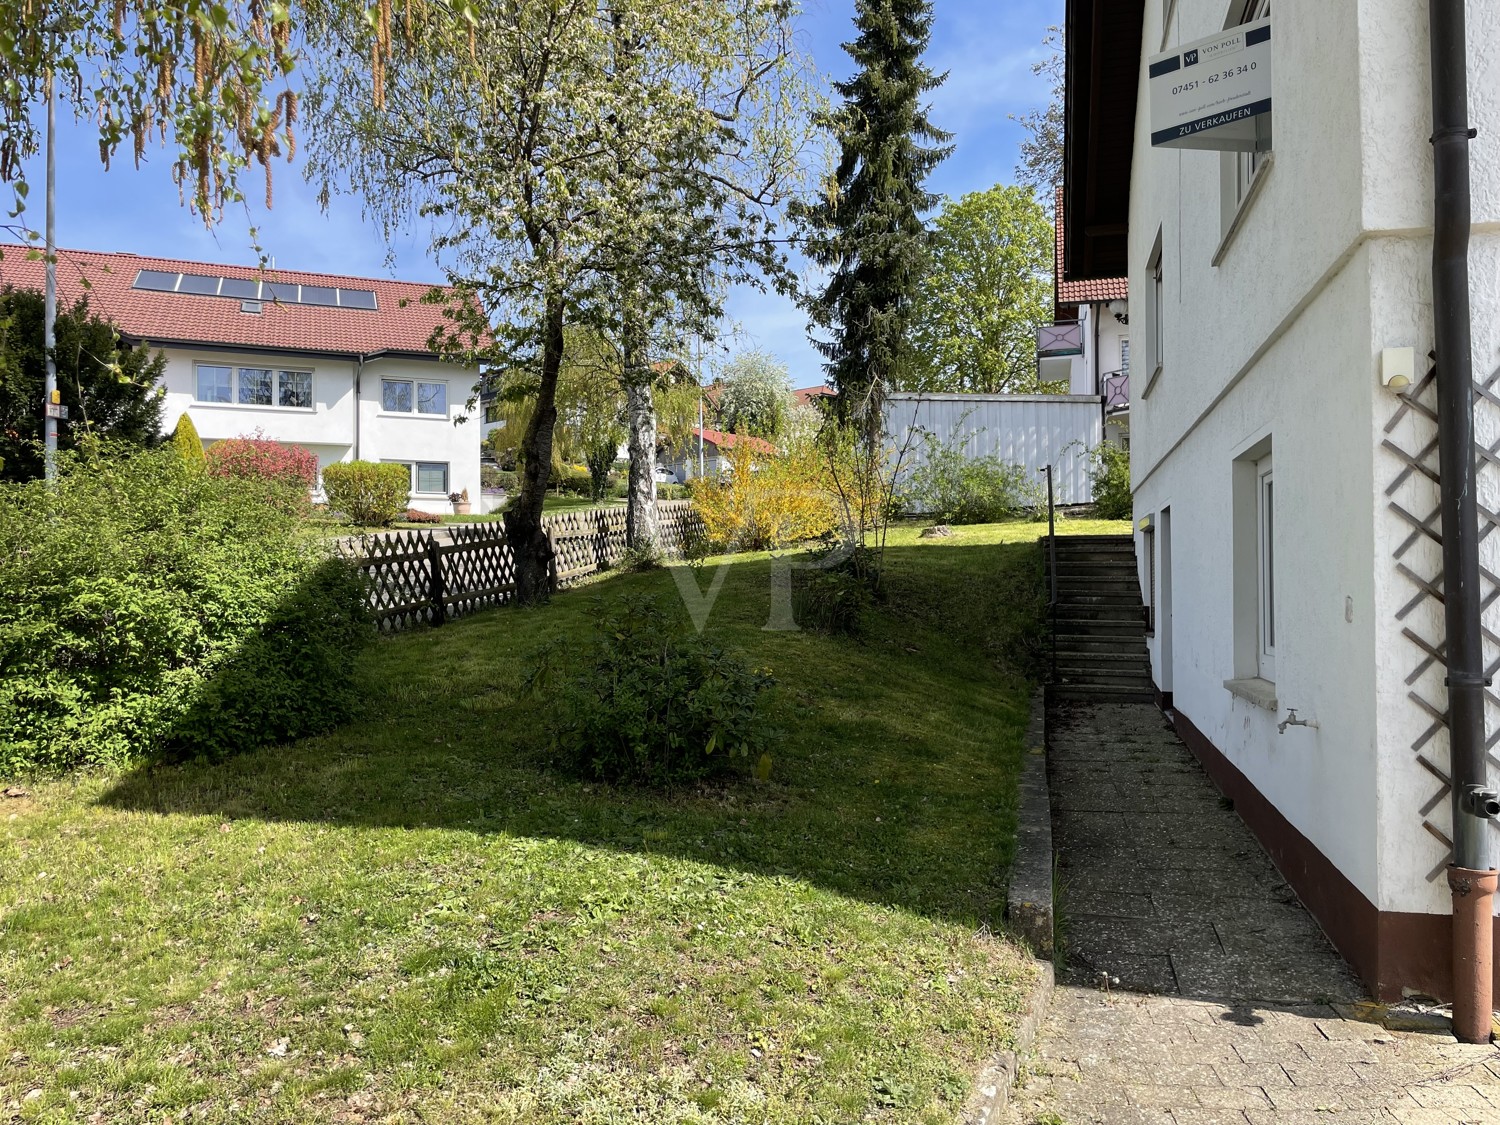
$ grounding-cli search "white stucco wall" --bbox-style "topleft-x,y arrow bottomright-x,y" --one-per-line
1126,0 -> 1500,916
158,348 -> 482,515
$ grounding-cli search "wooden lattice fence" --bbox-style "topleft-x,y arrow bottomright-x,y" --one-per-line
337,500 -> 704,632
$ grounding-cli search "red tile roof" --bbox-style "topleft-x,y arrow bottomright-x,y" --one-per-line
0,245 -> 461,357
793,384 -> 833,405
1054,185 -> 1128,315
694,426 -> 775,455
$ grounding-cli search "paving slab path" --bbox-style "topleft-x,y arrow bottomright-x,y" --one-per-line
1009,701 -> 1500,1125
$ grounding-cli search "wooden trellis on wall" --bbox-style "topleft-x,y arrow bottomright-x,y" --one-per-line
337,500 -> 705,632
1383,362 -> 1500,882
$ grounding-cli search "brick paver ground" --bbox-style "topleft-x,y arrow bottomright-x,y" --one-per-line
1009,701 -> 1500,1125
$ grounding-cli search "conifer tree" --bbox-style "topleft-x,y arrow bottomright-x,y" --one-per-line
798,0 -> 952,445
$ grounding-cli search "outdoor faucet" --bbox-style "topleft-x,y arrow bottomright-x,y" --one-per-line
1278,709 -> 1319,734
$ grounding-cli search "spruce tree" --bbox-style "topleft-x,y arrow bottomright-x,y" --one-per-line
798,0 -> 952,444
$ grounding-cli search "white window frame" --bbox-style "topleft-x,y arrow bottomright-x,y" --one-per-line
193,363 -> 314,411
385,459 -> 451,496
381,377 -> 450,417
1216,0 -> 1273,250
1144,229 -> 1164,397
1256,455 -> 1276,681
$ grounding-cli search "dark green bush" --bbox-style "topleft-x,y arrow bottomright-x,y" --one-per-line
322,460 -> 409,526
796,545 -> 879,635
0,444 -> 369,776
1088,441 -> 1132,520
553,466 -> 594,496
658,483 -> 689,501
900,440 -> 1043,524
481,465 -> 518,492
533,595 -> 776,786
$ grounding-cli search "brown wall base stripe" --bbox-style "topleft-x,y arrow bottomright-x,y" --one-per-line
1169,706 -> 1500,1002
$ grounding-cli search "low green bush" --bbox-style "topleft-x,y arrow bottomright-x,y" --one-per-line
795,545 -> 879,635
1088,441 -> 1132,520
531,595 -> 776,786
0,443 -> 369,776
481,465 -> 517,492
323,460 -> 410,527
553,466 -> 594,497
658,483 -> 689,501
899,441 -> 1043,524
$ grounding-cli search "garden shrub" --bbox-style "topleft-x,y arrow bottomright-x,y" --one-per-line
899,440 -> 1042,524
796,544 -> 880,635
402,508 -> 442,524
0,443 -> 369,776
658,483 -> 689,501
693,440 -> 841,550
481,465 -> 517,492
322,460 -> 410,527
170,413 -> 206,471
534,595 -> 776,786
553,466 -> 594,496
206,432 -> 319,492
1088,441 -> 1132,520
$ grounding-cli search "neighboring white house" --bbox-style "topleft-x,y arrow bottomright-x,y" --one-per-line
0,246 -> 481,515
662,427 -> 775,482
1063,0 -> 1500,1003
1037,185 -> 1132,447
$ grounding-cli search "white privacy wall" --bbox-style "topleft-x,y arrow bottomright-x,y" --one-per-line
884,393 -> 1103,506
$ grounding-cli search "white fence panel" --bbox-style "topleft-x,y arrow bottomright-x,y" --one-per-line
884,393 -> 1104,506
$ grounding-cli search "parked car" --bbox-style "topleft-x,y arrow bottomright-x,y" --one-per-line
653,464 -> 679,484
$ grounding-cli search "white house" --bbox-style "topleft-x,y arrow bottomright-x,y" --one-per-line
0,247 -> 481,514
1063,0 -> 1500,1013
1037,185 -> 1132,447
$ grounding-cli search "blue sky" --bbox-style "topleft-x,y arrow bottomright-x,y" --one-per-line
17,0 -> 1060,386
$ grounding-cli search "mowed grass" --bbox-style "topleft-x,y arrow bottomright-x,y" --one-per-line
0,519 -> 1126,1124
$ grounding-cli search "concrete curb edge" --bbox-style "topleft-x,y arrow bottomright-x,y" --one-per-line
963,689 -> 1057,1124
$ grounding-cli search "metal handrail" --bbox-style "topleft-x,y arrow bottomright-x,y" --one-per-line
1044,464 -> 1057,684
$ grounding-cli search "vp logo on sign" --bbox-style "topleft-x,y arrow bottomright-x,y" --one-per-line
1183,48 -> 1200,66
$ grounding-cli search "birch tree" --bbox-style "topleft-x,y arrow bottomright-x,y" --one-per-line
302,0 -> 810,598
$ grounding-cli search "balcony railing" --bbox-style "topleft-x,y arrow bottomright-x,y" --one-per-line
1104,371 -> 1130,413
1036,320 -> 1084,357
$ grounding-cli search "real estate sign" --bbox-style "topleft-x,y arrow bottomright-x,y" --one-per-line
1149,17 -> 1271,151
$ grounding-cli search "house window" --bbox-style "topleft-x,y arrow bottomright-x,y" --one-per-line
483,399 -> 503,424
1221,0 -> 1272,229
382,379 -> 448,415
194,364 -> 313,410
1142,523 -> 1157,635
1230,438 -> 1275,691
1257,456 -> 1275,680
197,364 -> 233,403
279,370 -> 313,409
239,368 -> 273,406
1145,230 -> 1164,384
386,460 -> 450,495
1120,338 -> 1131,378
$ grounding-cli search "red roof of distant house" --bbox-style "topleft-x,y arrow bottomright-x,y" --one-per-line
793,384 -> 833,405
694,426 -> 775,455
1054,186 -> 1128,315
0,245 -> 462,358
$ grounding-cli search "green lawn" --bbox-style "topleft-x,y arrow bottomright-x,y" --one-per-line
0,519 -> 1126,1124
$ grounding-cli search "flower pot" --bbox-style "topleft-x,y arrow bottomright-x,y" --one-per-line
452,502 -> 471,515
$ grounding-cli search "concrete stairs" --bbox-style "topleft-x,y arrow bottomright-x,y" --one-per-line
1046,534 -> 1155,703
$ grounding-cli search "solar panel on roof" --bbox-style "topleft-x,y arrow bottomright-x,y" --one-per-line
129,268 -> 378,311
177,273 -> 220,296
339,289 -> 377,310
134,269 -> 179,291
219,277 -> 259,300
300,285 -> 338,307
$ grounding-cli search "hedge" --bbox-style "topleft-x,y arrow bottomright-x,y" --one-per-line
0,444 -> 369,776
322,460 -> 410,527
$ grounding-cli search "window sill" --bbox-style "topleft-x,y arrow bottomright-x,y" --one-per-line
378,412 -> 451,421
1213,152 -> 1275,267
193,401 -> 314,413
1224,677 -> 1278,711
1142,363 -> 1164,400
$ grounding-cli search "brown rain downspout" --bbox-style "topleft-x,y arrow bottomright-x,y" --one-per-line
1429,0 -> 1497,1043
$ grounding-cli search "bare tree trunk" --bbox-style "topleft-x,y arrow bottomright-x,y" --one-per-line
622,310 -> 659,551
505,292 -> 565,604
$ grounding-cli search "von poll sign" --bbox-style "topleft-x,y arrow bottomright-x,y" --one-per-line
1149,17 -> 1271,151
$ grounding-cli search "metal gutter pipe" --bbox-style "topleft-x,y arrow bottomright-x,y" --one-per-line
1429,0 -> 1496,1044
354,354 -> 364,461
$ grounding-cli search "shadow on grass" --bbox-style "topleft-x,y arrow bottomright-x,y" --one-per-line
102,535 -> 1048,929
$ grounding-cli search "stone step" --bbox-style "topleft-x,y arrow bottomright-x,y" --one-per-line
1055,604 -> 1147,623
1055,650 -> 1152,668
1055,668 -> 1155,688
1050,683 -> 1157,703
1054,618 -> 1149,638
1054,593 -> 1145,608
